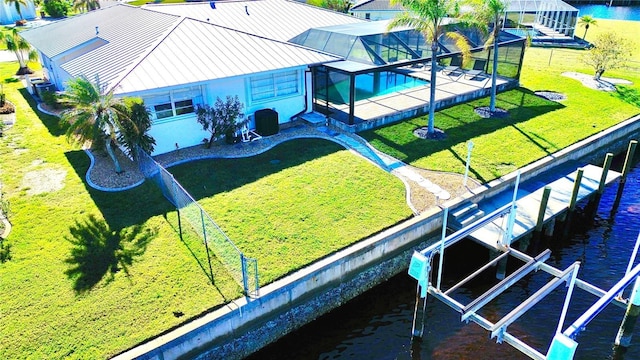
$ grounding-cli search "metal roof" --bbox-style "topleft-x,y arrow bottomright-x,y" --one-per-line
21,3 -> 343,95
21,5 -> 179,59
144,0 -> 364,42
21,5 -> 181,92
114,17 -> 341,94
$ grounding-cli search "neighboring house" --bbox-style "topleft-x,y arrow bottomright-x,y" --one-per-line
350,0 -> 578,37
0,0 -> 36,24
349,0 -> 404,21
21,2 -> 362,155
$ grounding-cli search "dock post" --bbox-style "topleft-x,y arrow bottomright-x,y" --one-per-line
568,168 -> 584,213
532,186 -> 552,253
587,153 -> 613,218
614,276 -> 640,348
562,168 -> 584,239
536,186 -> 552,234
613,140 -> 638,213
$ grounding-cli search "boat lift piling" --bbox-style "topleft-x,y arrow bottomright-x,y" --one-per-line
613,140 -> 637,214
408,162 -> 639,359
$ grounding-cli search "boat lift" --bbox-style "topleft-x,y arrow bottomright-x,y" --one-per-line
408,174 -> 640,359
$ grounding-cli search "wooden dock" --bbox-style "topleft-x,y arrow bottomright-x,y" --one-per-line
467,164 -> 621,249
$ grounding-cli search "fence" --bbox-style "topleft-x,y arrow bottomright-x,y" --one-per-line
136,147 -> 259,297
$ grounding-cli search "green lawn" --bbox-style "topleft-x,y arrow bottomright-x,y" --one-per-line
360,19 -> 640,182
170,139 -> 411,284
0,17 -> 638,360
0,62 -> 411,357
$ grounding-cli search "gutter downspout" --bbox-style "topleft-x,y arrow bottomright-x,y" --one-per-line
289,68 -> 312,121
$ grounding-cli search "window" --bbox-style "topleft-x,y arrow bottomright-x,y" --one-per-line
250,70 -> 300,103
146,86 -> 203,122
365,13 -> 370,20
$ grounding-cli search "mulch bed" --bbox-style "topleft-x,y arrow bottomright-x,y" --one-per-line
413,126 -> 447,140
534,91 -> 567,102
474,106 -> 509,119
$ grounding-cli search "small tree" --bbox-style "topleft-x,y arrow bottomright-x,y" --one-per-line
581,32 -> 633,80
388,0 -> 471,136
60,76 -> 130,173
3,28 -> 38,75
43,0 -> 70,18
196,95 -> 245,148
578,15 -> 597,40
324,0 -> 351,13
72,0 -> 99,12
116,99 -> 156,161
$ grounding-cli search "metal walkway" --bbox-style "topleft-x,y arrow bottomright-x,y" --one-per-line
408,163 -> 640,359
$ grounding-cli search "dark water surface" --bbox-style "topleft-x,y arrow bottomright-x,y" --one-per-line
247,161 -> 640,360
573,5 -> 640,21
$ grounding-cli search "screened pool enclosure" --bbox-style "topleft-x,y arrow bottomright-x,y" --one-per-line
290,21 -> 526,127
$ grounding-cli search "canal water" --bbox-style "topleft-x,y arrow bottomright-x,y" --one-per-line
247,160 -> 640,360
573,4 -> 640,21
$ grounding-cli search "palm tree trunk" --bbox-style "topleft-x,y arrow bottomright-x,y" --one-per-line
427,40 -> 438,135
490,24 -> 499,113
583,25 -> 588,40
105,139 -> 122,173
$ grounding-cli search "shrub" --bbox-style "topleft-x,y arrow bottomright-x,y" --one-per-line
40,90 -> 61,109
43,0 -> 70,18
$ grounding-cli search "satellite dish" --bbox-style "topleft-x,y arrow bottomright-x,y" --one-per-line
209,1 -> 216,9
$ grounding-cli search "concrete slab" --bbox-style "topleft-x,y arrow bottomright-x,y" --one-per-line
469,164 -> 621,248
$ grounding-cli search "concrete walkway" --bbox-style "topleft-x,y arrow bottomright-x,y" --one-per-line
0,51 -> 17,63
317,125 -> 451,201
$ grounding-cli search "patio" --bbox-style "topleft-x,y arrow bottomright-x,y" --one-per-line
316,66 -> 517,133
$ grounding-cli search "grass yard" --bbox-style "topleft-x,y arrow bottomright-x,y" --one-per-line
170,139 -> 411,284
0,60 -> 243,359
0,64 -> 411,358
360,19 -> 640,182
0,16 -> 638,360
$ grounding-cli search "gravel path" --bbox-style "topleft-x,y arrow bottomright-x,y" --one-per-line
87,123 -> 343,190
85,121 -> 477,213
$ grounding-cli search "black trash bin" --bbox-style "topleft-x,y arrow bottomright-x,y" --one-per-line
255,108 -> 279,136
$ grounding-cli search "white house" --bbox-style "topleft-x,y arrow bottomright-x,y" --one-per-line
21,1 -> 363,155
0,0 -> 36,24
349,0 -> 404,21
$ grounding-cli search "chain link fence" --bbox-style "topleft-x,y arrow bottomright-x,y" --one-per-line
136,147 -> 259,297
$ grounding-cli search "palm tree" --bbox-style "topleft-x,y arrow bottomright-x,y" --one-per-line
464,0 -> 508,113
60,76 -> 131,173
579,15 -> 597,40
5,0 -> 26,20
72,0 -> 100,13
116,99 -> 156,160
387,0 -> 470,136
3,28 -> 38,75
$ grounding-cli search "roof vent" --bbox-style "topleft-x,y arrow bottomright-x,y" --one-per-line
245,5 -> 249,15
209,1 -> 215,9
95,26 -> 99,36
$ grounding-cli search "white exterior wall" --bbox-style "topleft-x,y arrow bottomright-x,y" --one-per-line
350,10 -> 399,21
147,113 -> 207,155
137,66 -> 311,155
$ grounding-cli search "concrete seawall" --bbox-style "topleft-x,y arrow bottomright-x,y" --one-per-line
114,114 -> 640,360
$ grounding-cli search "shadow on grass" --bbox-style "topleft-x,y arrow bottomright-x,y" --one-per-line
64,150 -> 173,229
18,88 -> 67,137
169,138 -> 344,201
64,214 -> 156,293
64,150 -> 241,298
359,88 -> 566,181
